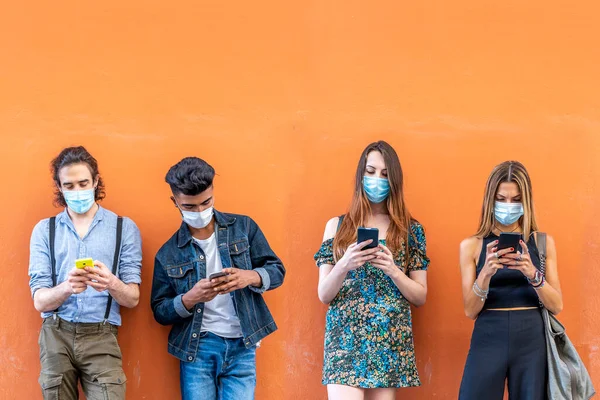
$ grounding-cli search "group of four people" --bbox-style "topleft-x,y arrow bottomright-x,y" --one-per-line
28,142 -> 561,399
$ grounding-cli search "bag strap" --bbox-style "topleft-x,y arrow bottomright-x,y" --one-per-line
536,232 -> 547,275
104,216 -> 123,324
534,232 -> 547,309
336,215 -> 345,232
49,217 -> 58,316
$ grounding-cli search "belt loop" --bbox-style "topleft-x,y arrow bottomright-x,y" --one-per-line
103,318 -> 108,326
56,316 -> 61,330
52,311 -> 57,321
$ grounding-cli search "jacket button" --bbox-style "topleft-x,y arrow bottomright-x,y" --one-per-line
192,333 -> 198,338
188,356 -> 193,361
196,309 -> 201,313
199,255 -> 204,260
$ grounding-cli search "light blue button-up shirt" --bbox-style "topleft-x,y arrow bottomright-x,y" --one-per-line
28,205 -> 142,326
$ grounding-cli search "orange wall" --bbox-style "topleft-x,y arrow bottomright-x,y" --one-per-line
1,1 -> 599,399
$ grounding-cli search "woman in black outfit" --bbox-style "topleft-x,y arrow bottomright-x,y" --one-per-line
458,161 -> 563,399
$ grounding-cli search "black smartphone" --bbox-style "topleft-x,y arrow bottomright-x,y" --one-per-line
497,232 -> 522,254
209,271 -> 229,280
357,227 -> 379,249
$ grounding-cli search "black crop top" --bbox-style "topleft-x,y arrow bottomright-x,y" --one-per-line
476,233 -> 542,309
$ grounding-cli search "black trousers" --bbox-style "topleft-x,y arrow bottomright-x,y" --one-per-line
459,309 -> 547,400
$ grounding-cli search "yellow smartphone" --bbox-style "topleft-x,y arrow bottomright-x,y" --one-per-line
75,258 -> 94,269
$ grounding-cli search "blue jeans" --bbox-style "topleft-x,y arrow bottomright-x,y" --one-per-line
180,332 -> 256,400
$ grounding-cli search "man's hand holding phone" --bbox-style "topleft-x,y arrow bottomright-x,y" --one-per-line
83,261 -> 118,292
66,267 -> 89,295
182,279 -> 221,310
210,268 -> 262,294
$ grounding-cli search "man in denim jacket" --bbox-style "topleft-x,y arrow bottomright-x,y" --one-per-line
151,157 -> 285,400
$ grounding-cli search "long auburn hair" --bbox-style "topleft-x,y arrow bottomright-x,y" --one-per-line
333,141 -> 414,264
474,160 -> 538,240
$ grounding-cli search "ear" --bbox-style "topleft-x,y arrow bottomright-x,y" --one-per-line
93,175 -> 100,189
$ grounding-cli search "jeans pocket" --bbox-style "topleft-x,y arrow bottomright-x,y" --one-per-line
39,373 -> 63,400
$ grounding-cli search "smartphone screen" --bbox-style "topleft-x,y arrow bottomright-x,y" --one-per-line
357,227 -> 379,249
497,232 -> 521,253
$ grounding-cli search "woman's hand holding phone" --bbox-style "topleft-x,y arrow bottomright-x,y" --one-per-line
337,240 -> 379,272
502,240 -> 537,280
481,240 -> 514,279
371,244 -> 400,278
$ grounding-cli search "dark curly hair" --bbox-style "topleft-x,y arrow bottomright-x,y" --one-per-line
51,146 -> 106,207
165,157 -> 215,195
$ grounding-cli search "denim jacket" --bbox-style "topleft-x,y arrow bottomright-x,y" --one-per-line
150,210 -> 285,362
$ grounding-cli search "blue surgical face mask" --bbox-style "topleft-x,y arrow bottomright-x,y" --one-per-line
494,201 -> 524,226
63,188 -> 96,214
363,176 -> 390,204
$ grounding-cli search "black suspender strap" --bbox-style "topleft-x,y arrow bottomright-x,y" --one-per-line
49,217 -> 57,287
49,215 -> 124,323
104,216 -> 123,324
49,217 -> 58,317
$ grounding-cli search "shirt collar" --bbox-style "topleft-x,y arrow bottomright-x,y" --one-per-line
56,203 -> 105,226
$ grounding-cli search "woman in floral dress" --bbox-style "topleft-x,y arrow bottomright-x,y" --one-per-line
314,140 -> 430,400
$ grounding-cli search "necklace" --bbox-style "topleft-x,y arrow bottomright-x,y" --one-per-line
494,223 -> 521,234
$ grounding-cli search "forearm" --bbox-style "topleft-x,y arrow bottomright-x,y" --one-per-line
108,279 -> 139,308
252,262 -> 285,292
390,272 -> 427,307
463,274 -> 492,319
33,282 -> 71,313
536,283 -> 563,314
318,265 -> 348,304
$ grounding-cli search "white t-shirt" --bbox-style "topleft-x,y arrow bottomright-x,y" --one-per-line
193,233 -> 243,338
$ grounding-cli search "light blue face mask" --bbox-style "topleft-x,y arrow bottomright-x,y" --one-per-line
363,176 -> 390,204
63,188 -> 96,214
494,201 -> 524,225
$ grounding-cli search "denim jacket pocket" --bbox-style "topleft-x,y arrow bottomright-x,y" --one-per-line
229,238 -> 251,270
165,262 -> 195,292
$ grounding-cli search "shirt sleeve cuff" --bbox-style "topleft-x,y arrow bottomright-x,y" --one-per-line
248,268 -> 270,294
119,273 -> 142,285
31,285 -> 51,299
173,294 -> 194,318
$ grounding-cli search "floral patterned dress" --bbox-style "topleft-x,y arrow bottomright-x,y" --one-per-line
314,221 -> 429,388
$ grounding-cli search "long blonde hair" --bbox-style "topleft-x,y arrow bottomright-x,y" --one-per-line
475,160 -> 538,239
333,141 -> 414,264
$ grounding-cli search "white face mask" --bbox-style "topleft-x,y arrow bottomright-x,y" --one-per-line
181,206 -> 214,229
